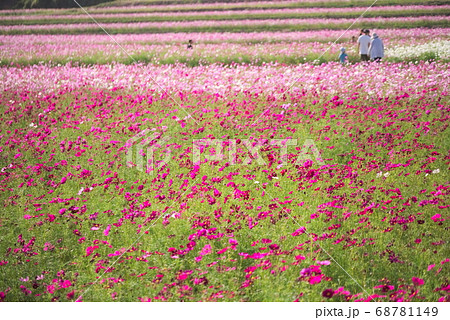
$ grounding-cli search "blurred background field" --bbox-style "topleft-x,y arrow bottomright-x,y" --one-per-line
0,0 -> 449,65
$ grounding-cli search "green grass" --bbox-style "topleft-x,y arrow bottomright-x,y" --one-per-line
3,50 -> 449,67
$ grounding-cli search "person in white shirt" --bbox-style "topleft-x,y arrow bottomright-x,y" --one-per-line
369,33 -> 384,62
357,29 -> 371,62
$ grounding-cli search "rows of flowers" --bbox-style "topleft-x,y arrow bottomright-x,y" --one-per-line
0,60 -> 448,301
1,16 -> 447,34
1,28 -> 448,65
1,5 -> 447,22
1,61 -> 447,95
0,0 -> 411,15
2,28 -> 447,45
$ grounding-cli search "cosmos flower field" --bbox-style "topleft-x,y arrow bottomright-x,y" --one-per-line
0,0 -> 449,302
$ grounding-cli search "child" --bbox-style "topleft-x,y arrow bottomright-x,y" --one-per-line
339,47 -> 348,64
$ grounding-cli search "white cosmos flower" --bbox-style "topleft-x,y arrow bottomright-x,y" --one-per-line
384,172 -> 390,178
432,169 -> 440,174
386,41 -> 450,60
376,172 -> 382,178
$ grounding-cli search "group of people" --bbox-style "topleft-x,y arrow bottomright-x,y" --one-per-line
186,32 -> 384,65
339,29 -> 384,64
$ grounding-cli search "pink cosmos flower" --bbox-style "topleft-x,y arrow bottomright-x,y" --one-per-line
412,277 -> 424,286
200,244 -> 212,256
292,227 -> 306,236
46,284 -> 55,294
300,268 -> 312,277
374,284 -> 395,292
177,273 -> 188,281
43,242 -> 54,251
103,224 -> 111,236
60,280 -> 72,288
217,247 -> 228,254
139,297 -> 152,302
213,188 -> 221,197
309,275 -> 322,284
85,245 -> 99,257
67,291 -> 75,300
20,285 -> 31,296
431,214 -> 442,222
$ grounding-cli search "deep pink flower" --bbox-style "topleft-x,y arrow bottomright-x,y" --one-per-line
177,273 -> 188,281
20,285 -> 31,296
431,214 -> 442,222
412,277 -> 424,286
374,284 -> 395,292
85,245 -> 99,257
300,268 -> 312,277
67,290 -> 75,300
309,276 -> 322,285
322,288 -> 334,298
46,284 -> 55,294
292,227 -> 306,236
60,280 -> 72,288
